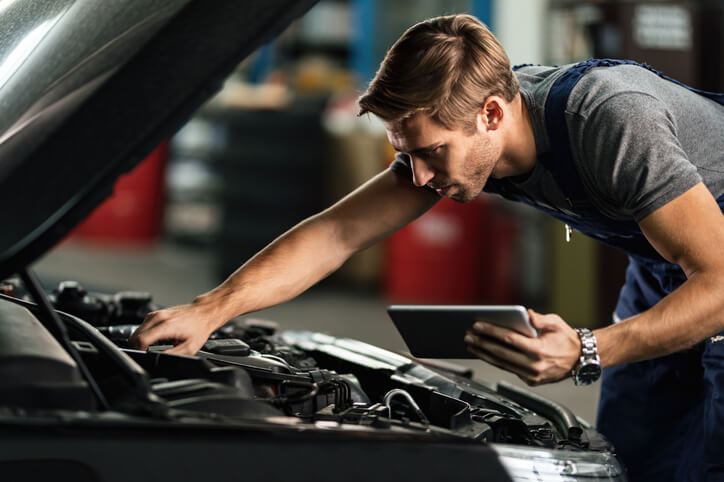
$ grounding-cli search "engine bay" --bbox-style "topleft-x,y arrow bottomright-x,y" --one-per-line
0,279 -> 613,454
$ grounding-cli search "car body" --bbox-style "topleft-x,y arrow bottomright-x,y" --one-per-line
0,1 -> 626,480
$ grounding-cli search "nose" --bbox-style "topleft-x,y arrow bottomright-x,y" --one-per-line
410,157 -> 435,187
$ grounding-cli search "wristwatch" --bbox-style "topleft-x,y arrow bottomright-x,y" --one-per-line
572,328 -> 602,386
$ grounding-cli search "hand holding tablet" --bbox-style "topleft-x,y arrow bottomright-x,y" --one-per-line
387,305 -> 538,359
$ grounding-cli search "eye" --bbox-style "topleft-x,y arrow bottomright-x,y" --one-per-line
427,145 -> 445,156
422,145 -> 444,158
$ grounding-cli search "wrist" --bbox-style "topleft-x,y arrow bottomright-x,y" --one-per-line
569,330 -> 582,373
192,288 -> 243,327
571,328 -> 602,386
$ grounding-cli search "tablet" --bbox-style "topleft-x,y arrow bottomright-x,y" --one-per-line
387,305 -> 537,359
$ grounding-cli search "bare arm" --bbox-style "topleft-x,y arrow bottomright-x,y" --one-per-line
595,181 -> 724,366
465,182 -> 724,384
129,168 -> 439,354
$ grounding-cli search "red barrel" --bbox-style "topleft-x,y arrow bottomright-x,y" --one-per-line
72,142 -> 168,244
383,196 -> 517,304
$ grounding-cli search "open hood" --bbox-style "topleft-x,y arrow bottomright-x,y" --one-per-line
0,0 -> 317,279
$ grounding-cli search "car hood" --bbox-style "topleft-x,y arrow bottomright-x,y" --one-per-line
0,0 -> 317,280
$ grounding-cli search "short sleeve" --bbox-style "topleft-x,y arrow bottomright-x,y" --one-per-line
572,91 -> 701,221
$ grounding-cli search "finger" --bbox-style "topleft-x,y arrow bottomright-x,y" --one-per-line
165,342 -> 196,356
471,322 -> 538,354
131,309 -> 186,348
528,309 -> 548,330
130,321 -> 178,351
138,311 -> 167,332
128,331 -> 151,350
465,333 -> 536,371
528,309 -> 560,331
471,321 -> 513,340
141,310 -> 159,323
127,328 -> 146,350
467,344 -> 507,370
129,313 -> 164,345
466,345 -> 537,380
516,374 -> 541,387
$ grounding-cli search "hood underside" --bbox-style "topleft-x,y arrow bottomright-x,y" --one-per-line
0,0 -> 317,279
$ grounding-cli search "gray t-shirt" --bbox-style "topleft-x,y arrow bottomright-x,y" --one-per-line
391,64 -> 724,221
511,64 -> 724,221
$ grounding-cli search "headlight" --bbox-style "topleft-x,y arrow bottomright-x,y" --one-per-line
490,444 -> 626,481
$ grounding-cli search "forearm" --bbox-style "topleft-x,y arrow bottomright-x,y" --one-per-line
127,169 -> 438,354
129,212 -> 363,353
595,269 -> 724,368
195,213 -> 351,323
188,169 -> 436,330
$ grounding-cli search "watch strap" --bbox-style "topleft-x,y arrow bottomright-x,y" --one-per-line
572,328 -> 601,385
576,328 -> 597,358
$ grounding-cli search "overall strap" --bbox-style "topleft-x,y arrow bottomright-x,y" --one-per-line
543,58 -> 724,204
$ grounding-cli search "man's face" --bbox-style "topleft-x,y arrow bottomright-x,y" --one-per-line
384,112 -> 500,203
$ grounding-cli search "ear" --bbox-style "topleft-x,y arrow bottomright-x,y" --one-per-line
477,96 -> 504,131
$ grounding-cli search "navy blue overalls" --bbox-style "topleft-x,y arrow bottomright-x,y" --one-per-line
488,59 -> 724,481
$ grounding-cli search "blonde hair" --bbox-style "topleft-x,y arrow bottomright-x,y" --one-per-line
358,14 -> 519,131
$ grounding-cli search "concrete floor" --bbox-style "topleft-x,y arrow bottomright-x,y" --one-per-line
33,240 -> 601,425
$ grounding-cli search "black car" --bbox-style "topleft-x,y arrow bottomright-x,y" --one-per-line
0,1 -> 625,480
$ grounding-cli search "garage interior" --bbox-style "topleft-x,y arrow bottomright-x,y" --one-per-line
30,0 -> 724,427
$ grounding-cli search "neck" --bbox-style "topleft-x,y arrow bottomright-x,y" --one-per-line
496,93 -> 537,178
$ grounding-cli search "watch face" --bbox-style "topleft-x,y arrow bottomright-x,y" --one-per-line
576,363 -> 602,385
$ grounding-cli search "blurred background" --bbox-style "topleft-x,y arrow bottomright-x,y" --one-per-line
33,0 -> 724,423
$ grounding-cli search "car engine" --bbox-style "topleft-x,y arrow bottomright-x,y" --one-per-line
0,279 -> 625,481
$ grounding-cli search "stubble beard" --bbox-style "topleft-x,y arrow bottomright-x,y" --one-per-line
449,133 -> 497,203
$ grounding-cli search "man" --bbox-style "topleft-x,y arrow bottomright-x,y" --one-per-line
130,14 -> 724,481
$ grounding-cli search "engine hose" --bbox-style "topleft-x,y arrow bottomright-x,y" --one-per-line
383,389 -> 430,426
